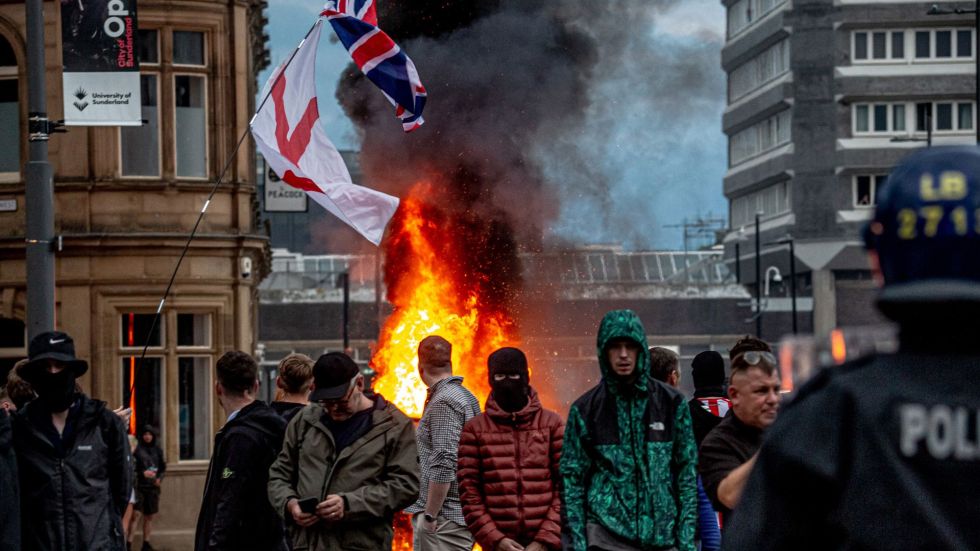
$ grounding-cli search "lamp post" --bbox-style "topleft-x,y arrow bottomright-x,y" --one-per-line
929,3 -> 979,144
337,272 -> 350,352
754,212 -> 762,338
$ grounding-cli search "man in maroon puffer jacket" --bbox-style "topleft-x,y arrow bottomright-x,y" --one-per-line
458,347 -> 564,551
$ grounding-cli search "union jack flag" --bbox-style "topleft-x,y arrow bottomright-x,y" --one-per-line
328,0 -> 376,26
321,3 -> 426,132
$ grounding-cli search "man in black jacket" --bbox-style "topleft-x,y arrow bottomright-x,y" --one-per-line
195,351 -> 287,551
0,407 -> 19,550
724,146 -> 980,549
13,331 -> 133,551
687,351 -> 730,449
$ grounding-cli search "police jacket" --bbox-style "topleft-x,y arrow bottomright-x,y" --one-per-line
12,395 -> 132,551
195,400 -> 288,551
724,335 -> 980,550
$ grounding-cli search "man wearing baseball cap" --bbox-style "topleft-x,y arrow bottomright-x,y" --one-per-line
268,352 -> 419,550
11,331 -> 132,551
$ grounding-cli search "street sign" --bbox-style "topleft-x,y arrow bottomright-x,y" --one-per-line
0,199 -> 15,212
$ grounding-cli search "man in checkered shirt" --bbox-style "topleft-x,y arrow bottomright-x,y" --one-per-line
407,335 -> 481,551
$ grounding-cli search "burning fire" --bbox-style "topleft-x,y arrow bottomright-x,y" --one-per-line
370,188 -> 520,418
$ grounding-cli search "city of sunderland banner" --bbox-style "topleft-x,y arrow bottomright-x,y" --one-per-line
61,0 -> 141,125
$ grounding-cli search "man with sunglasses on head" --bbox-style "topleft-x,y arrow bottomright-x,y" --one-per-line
698,346 -> 780,525
724,147 -> 980,549
268,351 -> 419,550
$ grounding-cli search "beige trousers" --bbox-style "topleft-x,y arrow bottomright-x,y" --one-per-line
412,513 -> 475,551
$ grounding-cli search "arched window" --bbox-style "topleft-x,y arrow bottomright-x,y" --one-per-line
0,36 -> 18,175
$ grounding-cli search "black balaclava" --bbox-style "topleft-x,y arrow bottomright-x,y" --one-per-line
488,347 -> 530,413
33,368 -> 77,413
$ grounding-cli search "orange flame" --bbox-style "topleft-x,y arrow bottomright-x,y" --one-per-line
371,191 -> 519,418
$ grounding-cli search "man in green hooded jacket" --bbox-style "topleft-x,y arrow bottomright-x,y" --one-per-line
560,309 -> 697,551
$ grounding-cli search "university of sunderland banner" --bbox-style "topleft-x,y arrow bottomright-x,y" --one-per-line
61,0 -> 141,125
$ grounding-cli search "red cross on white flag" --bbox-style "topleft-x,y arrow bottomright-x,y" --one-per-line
251,21 -> 399,245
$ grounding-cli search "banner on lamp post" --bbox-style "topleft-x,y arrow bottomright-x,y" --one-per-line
61,0 -> 141,126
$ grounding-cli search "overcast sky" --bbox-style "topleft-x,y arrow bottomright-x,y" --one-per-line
258,0 -> 728,251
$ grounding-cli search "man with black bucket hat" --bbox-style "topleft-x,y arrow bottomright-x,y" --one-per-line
457,347 -> 564,551
11,330 -> 133,551
268,351 -> 419,550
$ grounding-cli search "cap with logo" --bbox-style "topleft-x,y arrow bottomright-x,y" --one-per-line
23,331 -> 89,382
308,352 -> 360,402
864,146 -> 980,314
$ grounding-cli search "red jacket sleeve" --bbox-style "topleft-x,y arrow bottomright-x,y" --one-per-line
457,417 -> 506,550
534,412 -> 564,550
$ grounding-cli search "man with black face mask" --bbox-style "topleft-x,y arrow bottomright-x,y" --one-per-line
12,331 -> 133,551
457,347 -> 565,551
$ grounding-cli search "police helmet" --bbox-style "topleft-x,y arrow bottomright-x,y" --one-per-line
864,146 -> 980,309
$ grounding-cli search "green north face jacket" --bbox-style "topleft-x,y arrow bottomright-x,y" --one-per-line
560,309 -> 697,551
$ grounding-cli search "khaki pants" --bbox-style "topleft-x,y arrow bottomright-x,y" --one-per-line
412,513 -> 474,551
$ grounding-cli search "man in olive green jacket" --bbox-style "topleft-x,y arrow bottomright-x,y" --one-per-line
268,352 -> 419,550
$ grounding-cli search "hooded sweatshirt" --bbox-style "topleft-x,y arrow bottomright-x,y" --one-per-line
134,426 -> 166,489
560,310 -> 697,551
195,400 -> 287,551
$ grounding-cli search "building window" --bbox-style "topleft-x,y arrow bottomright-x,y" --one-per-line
0,36 -> 19,176
118,28 -> 209,180
915,101 -> 974,133
119,310 -> 214,462
730,181 -> 791,227
853,102 -> 906,135
729,39 -> 790,102
120,75 -> 160,177
730,110 -> 791,166
913,28 -> 975,60
854,28 -> 973,62
0,317 -> 26,382
853,175 -> 887,207
728,0 -> 788,37
175,75 -> 207,178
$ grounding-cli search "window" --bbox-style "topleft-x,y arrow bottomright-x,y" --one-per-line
729,39 -> 790,102
118,310 -> 215,462
728,0 -> 788,37
853,102 -> 907,135
0,36 -> 18,175
915,101 -> 975,132
730,110 -> 791,165
853,30 -> 909,62
914,28 -> 975,60
175,75 -> 206,178
120,75 -> 160,176
173,32 -> 205,66
730,181 -> 791,227
119,28 -> 209,180
0,318 -> 26,381
853,175 -> 887,207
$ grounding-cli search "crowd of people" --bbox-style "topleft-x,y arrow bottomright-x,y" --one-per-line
1,146 -> 980,550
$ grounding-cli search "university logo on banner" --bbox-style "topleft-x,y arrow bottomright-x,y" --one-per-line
62,0 -> 142,125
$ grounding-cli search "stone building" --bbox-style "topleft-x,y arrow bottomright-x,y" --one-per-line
0,0 -> 270,546
720,0 -> 975,335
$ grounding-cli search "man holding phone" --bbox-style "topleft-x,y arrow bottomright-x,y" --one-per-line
268,352 -> 419,550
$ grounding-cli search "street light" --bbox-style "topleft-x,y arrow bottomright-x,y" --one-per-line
764,266 -> 783,297
754,212 -> 763,338
928,3 -> 979,144
766,235 -> 799,335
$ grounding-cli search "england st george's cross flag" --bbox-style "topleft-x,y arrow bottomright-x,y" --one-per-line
250,21 -> 399,246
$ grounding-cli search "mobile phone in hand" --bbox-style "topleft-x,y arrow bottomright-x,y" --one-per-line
298,497 -> 318,514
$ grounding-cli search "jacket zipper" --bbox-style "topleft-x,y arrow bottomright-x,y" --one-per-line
629,400 -> 641,540
59,458 -> 69,549
513,414 -> 525,536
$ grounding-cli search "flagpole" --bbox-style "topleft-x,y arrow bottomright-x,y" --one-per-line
129,19 -> 323,399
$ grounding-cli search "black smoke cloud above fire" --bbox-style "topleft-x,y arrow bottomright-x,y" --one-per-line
337,0 -> 724,250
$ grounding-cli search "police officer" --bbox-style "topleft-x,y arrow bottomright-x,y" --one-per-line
723,146 -> 980,550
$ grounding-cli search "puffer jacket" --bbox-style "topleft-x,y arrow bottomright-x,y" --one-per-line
560,309 -> 698,551
457,388 -> 564,550
267,394 -> 419,550
12,394 -> 132,551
